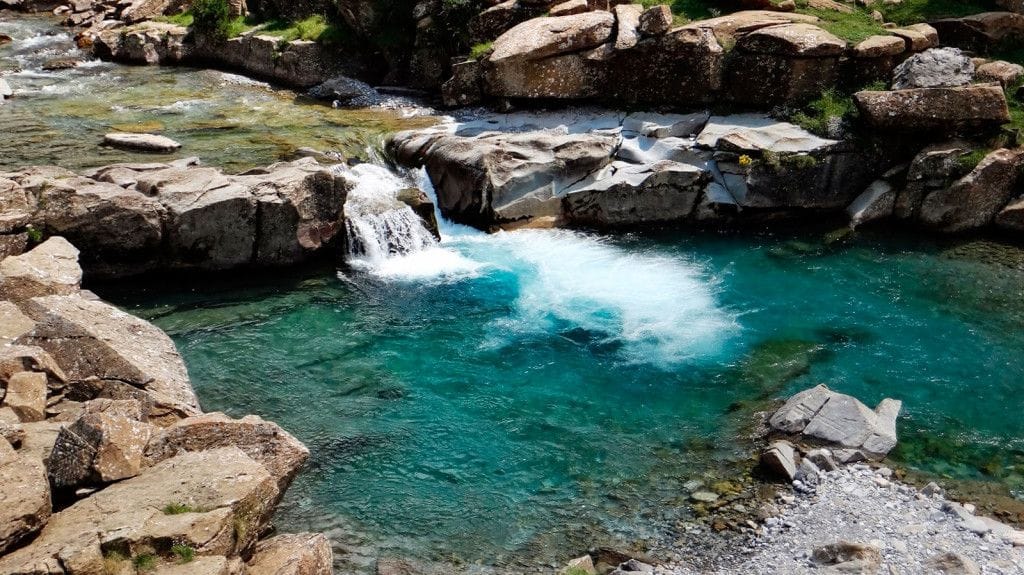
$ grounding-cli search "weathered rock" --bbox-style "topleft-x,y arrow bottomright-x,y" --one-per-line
469,0 -> 524,44
144,412 -> 309,491
442,59 -> 483,107
3,371 -> 47,422
805,447 -> 838,471
919,148 -> 1024,232
246,532 -> 333,575
932,12 -> 1024,53
103,132 -> 182,153
613,4 -> 643,50
995,196 -> 1024,231
0,236 -> 82,303
638,5 -> 671,37
891,47 -> 974,90
847,179 -> 894,227
696,114 -> 836,153
976,59 -> 1024,86
811,541 -> 882,573
0,444 -> 51,554
760,439 -> 798,480
308,75 -> 380,106
550,0 -> 588,17
854,84 -> 1010,133
894,141 -> 973,220
563,161 -> 705,226
16,294 -> 200,424
0,420 -> 25,448
926,552 -> 980,575
0,301 -> 35,345
0,447 -> 279,572
622,111 -> 709,137
482,12 -> 615,98
852,34 -> 905,58
119,0 -> 184,23
736,22 -> 845,57
0,344 -> 66,389
396,188 -> 441,240
889,23 -> 938,52
562,555 -> 597,575
49,411 -> 155,487
605,27 -> 724,105
770,384 -> 901,457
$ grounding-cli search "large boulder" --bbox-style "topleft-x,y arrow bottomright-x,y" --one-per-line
562,161 -> 706,226
894,141 -> 973,220
16,295 -> 200,425
995,196 -> 1024,231
103,133 -> 182,153
0,237 -> 82,303
246,533 -> 333,575
603,27 -> 724,105
932,12 -> 1024,53
854,84 -> 1010,133
3,371 -> 47,422
0,447 -> 279,572
919,148 -> 1024,232
143,412 -> 310,491
891,47 -> 975,90
482,12 -> 615,99
49,411 -> 156,488
0,439 -> 51,554
770,384 -> 901,458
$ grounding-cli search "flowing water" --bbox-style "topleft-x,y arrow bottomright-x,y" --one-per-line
6,12 -> 1024,574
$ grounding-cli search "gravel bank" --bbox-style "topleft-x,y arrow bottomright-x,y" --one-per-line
658,465 -> 1024,574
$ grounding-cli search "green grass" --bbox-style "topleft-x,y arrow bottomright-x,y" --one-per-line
789,89 -> 857,138
133,554 -> 157,572
879,0 -> 1000,26
226,16 -> 256,37
469,40 -> 492,60
797,4 -> 887,44
260,15 -> 345,43
171,544 -> 195,564
564,567 -> 591,575
155,11 -> 194,26
162,503 -> 198,515
957,148 -> 991,173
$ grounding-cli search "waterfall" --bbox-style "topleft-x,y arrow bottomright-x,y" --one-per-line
340,163 -> 439,269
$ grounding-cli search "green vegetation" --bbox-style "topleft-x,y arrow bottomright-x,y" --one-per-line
469,41 -> 492,60
878,0 -> 999,26
789,89 -> 857,138
102,551 -> 129,575
260,15 -> 345,43
155,11 -> 194,26
191,0 -> 231,39
564,567 -> 591,575
957,148 -> 991,173
25,225 -> 42,245
797,4 -> 886,43
162,502 -> 198,515
171,544 -> 196,564
133,554 -> 157,572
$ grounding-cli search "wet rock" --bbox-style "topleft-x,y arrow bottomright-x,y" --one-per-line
926,552 -> 980,575
0,236 -> 82,303
638,5 -> 671,37
919,148 -> 1024,232
143,412 -> 309,492
246,532 -> 333,575
854,84 -> 1010,133
397,188 -> 440,240
103,132 -> 182,153
41,57 -> 79,70
770,384 -> 901,458
691,490 -> 719,503
995,196 -> 1024,231
563,161 -> 705,227
894,140 -> 972,220
0,442 -> 51,554
810,541 -> 881,573
761,439 -> 798,480
308,75 -> 380,106
891,47 -> 974,90
0,447 -> 278,572
847,179 -> 894,228
16,294 -> 200,424
3,371 -> 46,422
49,411 -> 155,487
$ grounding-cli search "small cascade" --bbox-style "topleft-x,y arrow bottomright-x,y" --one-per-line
340,163 -> 439,270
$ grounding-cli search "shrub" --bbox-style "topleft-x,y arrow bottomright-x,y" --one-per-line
790,89 -> 856,138
133,554 -> 157,573
191,0 -> 231,39
25,225 -> 43,245
171,544 -> 195,564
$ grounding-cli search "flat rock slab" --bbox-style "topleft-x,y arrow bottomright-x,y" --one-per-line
696,114 -> 837,153
854,84 -> 1010,132
103,132 -> 182,153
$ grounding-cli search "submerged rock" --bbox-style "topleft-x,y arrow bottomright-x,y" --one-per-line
770,384 -> 901,458
308,74 -> 380,106
102,132 -> 182,153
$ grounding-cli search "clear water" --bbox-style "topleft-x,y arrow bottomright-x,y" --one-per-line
105,223 -> 1024,571
0,15 -> 436,173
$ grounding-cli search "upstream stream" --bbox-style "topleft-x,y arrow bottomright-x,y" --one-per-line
5,12 -> 1024,574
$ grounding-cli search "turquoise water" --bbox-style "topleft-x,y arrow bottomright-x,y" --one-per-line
105,224 -> 1024,571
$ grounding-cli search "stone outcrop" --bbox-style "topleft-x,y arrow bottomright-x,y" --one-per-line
143,412 -> 310,491
854,84 -> 1010,133
246,532 -> 334,575
3,158 -> 352,277
919,148 -> 1024,232
932,12 -> 1024,53
390,111 -> 880,229
891,48 -> 974,90
0,239 -> 332,574
769,384 -> 901,459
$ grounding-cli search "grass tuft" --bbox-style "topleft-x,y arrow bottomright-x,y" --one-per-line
133,554 -> 157,573
469,40 -> 492,60
879,0 -> 1000,27
797,4 -> 887,44
260,15 -> 345,44
171,544 -> 196,564
155,11 -> 194,26
162,502 -> 198,515
789,89 -> 856,138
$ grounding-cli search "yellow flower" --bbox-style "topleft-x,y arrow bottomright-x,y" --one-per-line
738,154 -> 752,167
